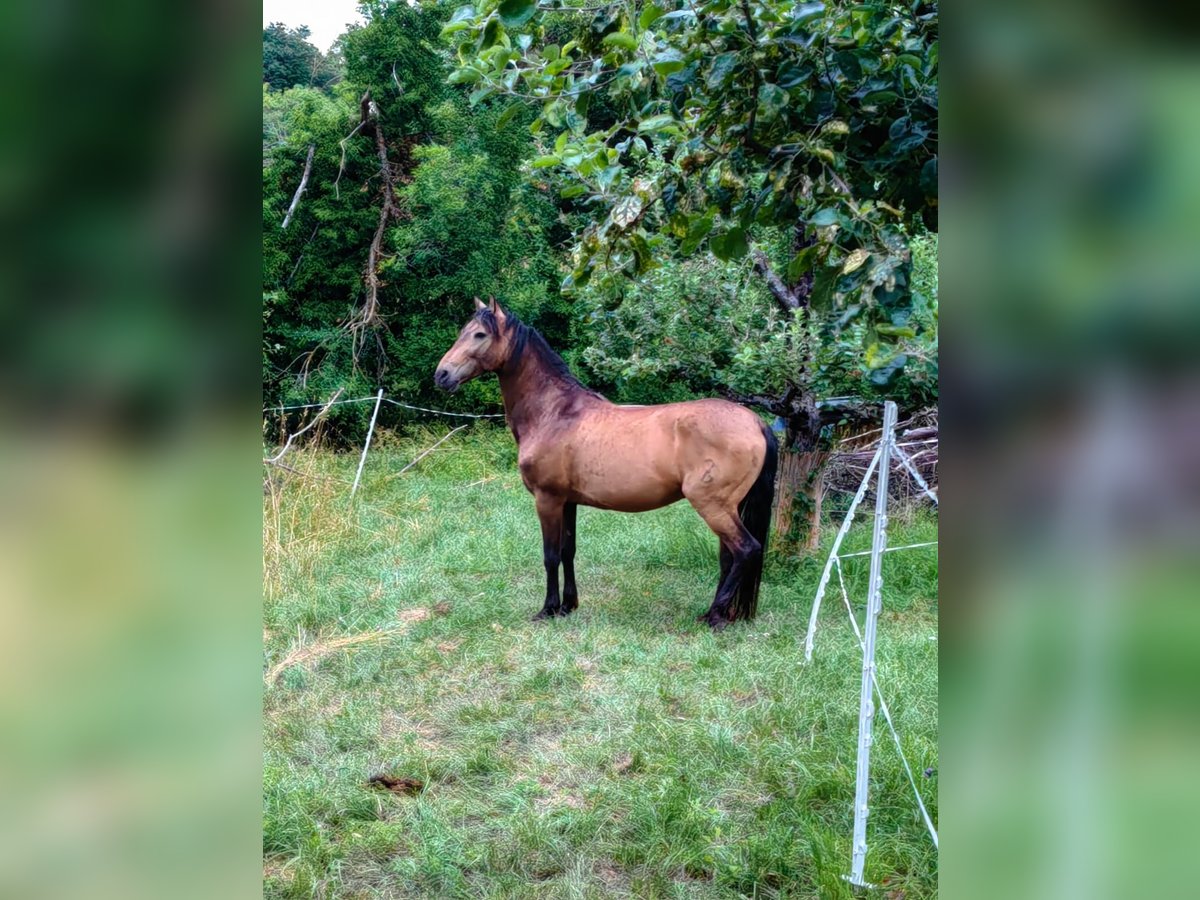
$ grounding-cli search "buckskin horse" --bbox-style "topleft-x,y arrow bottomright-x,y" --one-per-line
435,297 -> 778,629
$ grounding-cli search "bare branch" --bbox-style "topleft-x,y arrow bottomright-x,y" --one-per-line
751,249 -> 804,311
281,144 -> 314,230
265,388 -> 344,464
356,102 -> 400,342
333,120 -> 365,200
383,424 -> 471,481
740,0 -> 760,148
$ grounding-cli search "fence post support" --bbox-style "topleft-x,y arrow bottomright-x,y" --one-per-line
351,389 -> 384,498
847,400 -> 896,888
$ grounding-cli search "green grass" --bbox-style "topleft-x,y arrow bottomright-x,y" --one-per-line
264,425 -> 938,899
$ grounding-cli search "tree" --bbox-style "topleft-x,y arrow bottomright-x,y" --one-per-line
444,0 -> 937,544
262,4 -> 567,432
263,23 -> 339,92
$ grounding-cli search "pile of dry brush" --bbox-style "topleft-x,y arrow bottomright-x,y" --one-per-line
825,407 -> 938,504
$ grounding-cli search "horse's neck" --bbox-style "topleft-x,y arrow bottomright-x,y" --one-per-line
497,351 -> 586,441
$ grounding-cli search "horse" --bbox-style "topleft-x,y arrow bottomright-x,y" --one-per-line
435,297 -> 778,629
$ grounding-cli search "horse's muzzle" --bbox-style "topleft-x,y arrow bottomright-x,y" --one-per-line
434,368 -> 459,392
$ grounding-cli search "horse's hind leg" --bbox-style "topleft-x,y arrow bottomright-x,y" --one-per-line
561,502 -> 579,614
688,501 -> 761,629
698,543 -> 733,623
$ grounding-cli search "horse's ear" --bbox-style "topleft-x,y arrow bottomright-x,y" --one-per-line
488,295 -> 499,314
473,296 -> 486,310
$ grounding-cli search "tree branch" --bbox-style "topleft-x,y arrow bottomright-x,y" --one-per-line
281,144 -> 314,230
751,248 -> 804,311
360,102 -> 400,332
740,0 -> 760,149
265,388 -> 344,464
722,389 -> 790,416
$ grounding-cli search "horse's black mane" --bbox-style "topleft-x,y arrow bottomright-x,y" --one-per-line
474,307 -> 598,395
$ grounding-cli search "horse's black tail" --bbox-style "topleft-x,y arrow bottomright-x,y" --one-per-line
734,422 -> 778,621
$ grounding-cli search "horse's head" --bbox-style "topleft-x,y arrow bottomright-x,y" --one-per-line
434,297 -> 511,392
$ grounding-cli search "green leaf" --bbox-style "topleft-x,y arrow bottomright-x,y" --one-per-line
652,49 -> 686,77
447,68 -> 482,84
531,155 -> 561,168
469,85 -> 494,106
560,184 -> 587,199
495,103 -> 520,128
862,90 -> 899,108
543,101 -> 565,128
709,227 -> 748,261
639,3 -> 665,29
602,32 -> 639,51
707,52 -> 738,90
498,0 -> 537,28
776,61 -> 810,89
920,156 -> 937,196
479,16 -> 501,49
794,2 -> 825,24
440,6 -> 476,35
637,114 -> 676,133
787,245 -> 818,282
810,207 -> 839,227
679,213 -> 714,255
758,83 -> 788,120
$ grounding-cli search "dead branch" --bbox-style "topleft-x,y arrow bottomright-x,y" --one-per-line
281,144 -> 314,230
332,120 -> 364,201
344,91 -> 405,362
826,407 -> 938,502
383,424 -> 470,480
752,249 -> 806,311
264,388 -> 344,465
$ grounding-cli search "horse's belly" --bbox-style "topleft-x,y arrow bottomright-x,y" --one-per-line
567,452 -> 681,511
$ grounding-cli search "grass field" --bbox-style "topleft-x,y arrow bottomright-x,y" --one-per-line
263,426 -> 938,899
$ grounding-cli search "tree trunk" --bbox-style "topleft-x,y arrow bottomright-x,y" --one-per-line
771,391 -> 828,550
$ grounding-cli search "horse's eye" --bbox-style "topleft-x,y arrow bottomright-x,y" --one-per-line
473,332 -> 486,339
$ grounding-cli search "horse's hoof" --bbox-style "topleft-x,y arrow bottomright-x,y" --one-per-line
532,609 -> 559,622
700,611 -> 730,631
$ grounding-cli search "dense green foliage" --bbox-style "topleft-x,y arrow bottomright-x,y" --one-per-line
578,231 -> 936,408
263,4 -> 569,429
264,429 -> 938,897
445,0 -> 937,387
263,23 -> 339,92
263,1 -> 938,436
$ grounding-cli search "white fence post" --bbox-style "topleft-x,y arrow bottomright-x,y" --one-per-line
351,389 -> 384,498
847,400 -> 896,888
804,445 -> 883,662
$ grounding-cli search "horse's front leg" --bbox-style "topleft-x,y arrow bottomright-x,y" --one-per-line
532,494 -> 564,621
560,502 -> 579,614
